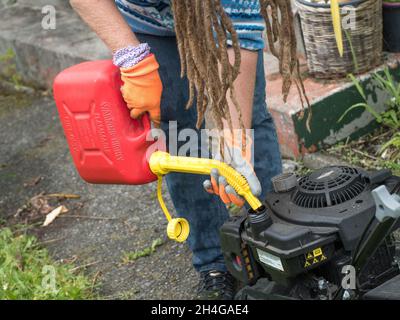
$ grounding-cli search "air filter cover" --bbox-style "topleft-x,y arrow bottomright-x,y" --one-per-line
292,166 -> 366,208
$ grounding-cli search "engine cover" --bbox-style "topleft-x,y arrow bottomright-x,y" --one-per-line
266,166 -> 378,252
220,166 -> 400,286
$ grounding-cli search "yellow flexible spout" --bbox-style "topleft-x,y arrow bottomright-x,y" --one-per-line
150,151 -> 263,211
150,151 -> 263,242
331,0 -> 344,57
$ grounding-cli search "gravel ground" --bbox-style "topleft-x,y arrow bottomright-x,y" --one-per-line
0,91 -> 198,299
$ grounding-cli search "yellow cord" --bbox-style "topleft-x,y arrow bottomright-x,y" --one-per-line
157,174 -> 190,242
157,175 -> 172,222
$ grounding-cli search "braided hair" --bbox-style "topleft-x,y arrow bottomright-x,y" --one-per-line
171,0 -> 310,132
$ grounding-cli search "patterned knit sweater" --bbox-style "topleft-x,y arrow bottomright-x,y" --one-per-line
115,0 -> 265,51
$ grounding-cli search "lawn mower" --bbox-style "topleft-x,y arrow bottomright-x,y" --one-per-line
53,58 -> 400,300
222,166 -> 400,300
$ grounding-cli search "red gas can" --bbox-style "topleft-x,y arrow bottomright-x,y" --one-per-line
53,60 -> 159,185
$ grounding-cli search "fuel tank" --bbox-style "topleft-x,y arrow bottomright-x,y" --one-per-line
53,60 -> 160,185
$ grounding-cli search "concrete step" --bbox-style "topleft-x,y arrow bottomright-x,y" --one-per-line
266,53 -> 400,158
0,0 -> 71,10
0,4 -> 110,88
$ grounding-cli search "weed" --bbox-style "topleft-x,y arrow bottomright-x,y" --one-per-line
121,238 -> 164,265
326,131 -> 400,176
339,68 -> 400,162
0,48 -> 23,89
0,227 -> 97,300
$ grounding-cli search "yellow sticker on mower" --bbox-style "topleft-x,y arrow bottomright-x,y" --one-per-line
304,247 -> 327,268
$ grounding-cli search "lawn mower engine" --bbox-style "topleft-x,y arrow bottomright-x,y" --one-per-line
220,166 -> 400,300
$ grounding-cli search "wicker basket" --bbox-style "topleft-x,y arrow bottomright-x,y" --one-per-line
295,0 -> 383,79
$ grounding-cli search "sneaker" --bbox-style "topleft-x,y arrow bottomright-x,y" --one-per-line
196,270 -> 236,300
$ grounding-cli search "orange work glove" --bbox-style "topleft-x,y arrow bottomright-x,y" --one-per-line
203,130 -> 261,208
120,54 -> 162,127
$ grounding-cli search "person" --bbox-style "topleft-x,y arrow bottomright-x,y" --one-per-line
70,0 -> 301,300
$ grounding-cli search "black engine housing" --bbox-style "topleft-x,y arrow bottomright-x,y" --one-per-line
220,166 -> 400,299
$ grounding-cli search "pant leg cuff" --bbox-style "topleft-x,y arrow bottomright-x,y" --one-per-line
198,262 -> 227,274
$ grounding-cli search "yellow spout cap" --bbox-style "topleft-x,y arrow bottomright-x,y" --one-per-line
167,218 -> 190,243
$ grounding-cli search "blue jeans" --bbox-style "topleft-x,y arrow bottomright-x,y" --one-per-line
137,34 -> 283,273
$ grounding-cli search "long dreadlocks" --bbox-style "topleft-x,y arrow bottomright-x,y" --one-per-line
171,0 -> 310,132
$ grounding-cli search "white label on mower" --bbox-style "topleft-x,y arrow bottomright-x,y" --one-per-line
256,249 -> 284,272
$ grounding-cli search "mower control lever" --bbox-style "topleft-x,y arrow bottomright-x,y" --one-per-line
352,186 -> 400,280
372,186 -> 400,222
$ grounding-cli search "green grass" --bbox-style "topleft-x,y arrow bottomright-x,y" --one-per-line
0,48 -> 22,88
0,227 -> 97,300
121,238 -> 164,265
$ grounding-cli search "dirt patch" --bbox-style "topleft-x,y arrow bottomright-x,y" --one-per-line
325,127 -> 400,175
